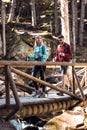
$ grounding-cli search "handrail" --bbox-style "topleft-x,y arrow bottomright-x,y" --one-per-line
0,60 -> 87,67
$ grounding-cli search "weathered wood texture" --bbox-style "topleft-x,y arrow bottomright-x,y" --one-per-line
0,60 -> 87,119
0,60 -> 87,67
0,95 -> 87,118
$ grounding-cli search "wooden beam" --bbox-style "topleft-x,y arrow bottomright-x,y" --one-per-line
0,60 -> 87,67
6,66 -> 22,120
74,69 -> 85,99
11,67 -> 83,101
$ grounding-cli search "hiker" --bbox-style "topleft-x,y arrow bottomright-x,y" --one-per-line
54,35 -> 72,96
28,35 -> 47,98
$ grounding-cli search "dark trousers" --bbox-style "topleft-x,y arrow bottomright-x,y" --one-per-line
32,66 -> 46,92
61,66 -> 68,74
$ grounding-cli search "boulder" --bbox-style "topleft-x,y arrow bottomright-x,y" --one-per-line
43,107 -> 86,130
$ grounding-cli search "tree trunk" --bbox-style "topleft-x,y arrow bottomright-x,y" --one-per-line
60,0 -> 70,44
79,0 -> 85,46
1,1 -> 6,57
7,0 -> 16,23
30,0 -> 37,27
0,34 -> 3,57
54,0 -> 58,35
71,0 -> 78,60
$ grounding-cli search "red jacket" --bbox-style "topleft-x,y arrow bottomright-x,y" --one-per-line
56,42 -> 72,62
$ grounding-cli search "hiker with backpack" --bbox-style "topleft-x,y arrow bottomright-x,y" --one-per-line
54,35 -> 72,96
28,35 -> 47,98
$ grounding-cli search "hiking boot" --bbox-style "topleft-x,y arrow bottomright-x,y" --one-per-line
56,92 -> 64,96
38,92 -> 45,98
68,87 -> 73,93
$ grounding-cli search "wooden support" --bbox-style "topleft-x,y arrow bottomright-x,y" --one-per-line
5,66 -> 22,120
5,66 -> 10,105
0,75 -> 35,93
11,67 -> 83,101
85,67 -> 87,87
15,82 -> 35,92
80,74 -> 85,88
1,67 -> 86,95
74,69 -> 85,99
72,66 -> 75,94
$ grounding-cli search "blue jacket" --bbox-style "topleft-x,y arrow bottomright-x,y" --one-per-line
28,44 -> 47,62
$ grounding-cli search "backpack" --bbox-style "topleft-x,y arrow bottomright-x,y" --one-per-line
42,45 -> 45,54
42,44 -> 49,60
64,43 -> 69,53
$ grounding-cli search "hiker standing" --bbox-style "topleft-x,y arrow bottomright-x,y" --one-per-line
28,35 -> 47,98
55,35 -> 72,96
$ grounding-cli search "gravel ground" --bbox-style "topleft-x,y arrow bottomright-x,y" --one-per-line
0,120 -> 16,130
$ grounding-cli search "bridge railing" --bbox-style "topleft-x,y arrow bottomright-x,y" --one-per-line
0,60 -> 87,119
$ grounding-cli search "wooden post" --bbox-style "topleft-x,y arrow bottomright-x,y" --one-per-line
5,66 -> 10,105
6,66 -> 22,120
72,66 -> 75,94
74,69 -> 85,99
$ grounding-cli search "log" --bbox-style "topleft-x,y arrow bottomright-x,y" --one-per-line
0,60 -> 87,67
43,106 -> 85,130
15,82 -> 35,92
0,75 -> 35,94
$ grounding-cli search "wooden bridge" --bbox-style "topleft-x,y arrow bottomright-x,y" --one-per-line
0,61 -> 87,120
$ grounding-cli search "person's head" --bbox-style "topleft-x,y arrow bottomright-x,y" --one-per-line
35,35 -> 43,46
58,35 -> 64,44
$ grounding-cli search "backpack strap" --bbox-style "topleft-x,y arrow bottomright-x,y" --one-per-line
42,45 -> 45,54
64,43 -> 69,53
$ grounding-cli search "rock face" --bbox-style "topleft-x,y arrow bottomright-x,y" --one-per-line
43,107 -> 87,130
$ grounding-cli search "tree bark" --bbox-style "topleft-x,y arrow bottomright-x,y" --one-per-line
79,0 -> 85,46
1,1 -> 6,57
54,0 -> 59,35
60,0 -> 70,43
72,0 -> 77,60
30,0 -> 37,27
7,0 -> 16,23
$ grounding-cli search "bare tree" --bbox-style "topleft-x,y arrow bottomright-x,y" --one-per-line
71,0 -> 78,60
30,0 -> 37,27
54,0 -> 59,35
79,0 -> 85,46
0,34 -> 3,57
60,0 -> 70,43
1,1 -> 6,57
7,0 -> 16,23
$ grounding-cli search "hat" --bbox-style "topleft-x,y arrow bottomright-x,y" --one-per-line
58,35 -> 64,39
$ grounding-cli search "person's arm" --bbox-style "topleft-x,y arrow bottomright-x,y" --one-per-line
28,55 -> 34,60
